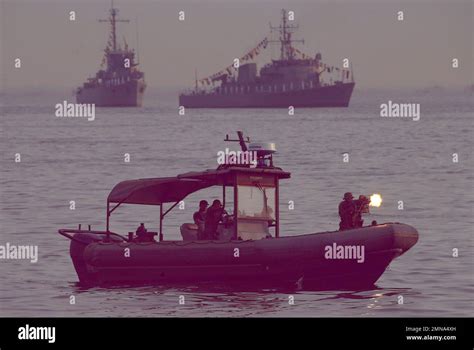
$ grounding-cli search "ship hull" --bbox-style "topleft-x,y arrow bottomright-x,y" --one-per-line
67,223 -> 417,290
179,82 -> 355,108
76,79 -> 146,107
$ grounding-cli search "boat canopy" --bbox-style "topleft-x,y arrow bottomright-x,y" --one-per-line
107,166 -> 290,206
107,177 -> 213,205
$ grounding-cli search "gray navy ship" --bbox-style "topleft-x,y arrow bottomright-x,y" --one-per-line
76,4 -> 146,107
179,9 -> 355,108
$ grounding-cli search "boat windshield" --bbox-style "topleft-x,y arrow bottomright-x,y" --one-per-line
237,184 -> 275,220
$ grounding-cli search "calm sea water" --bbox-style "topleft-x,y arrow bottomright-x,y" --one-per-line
0,87 -> 473,317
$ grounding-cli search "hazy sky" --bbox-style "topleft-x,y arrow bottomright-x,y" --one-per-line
1,0 -> 472,90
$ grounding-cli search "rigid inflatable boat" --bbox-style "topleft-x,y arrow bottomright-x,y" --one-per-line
59,132 -> 418,289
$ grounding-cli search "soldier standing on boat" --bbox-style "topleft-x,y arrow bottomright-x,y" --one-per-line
339,192 -> 355,230
353,195 -> 370,228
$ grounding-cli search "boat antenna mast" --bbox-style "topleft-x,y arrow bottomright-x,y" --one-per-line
269,9 -> 304,61
224,131 -> 250,152
99,1 -> 130,52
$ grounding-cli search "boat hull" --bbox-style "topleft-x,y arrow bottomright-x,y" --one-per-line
67,223 -> 417,290
179,82 -> 355,108
76,79 -> 146,107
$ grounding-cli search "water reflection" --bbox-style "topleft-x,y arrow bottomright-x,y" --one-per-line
67,282 -> 420,317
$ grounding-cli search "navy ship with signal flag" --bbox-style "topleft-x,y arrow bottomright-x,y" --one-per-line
179,9 -> 355,108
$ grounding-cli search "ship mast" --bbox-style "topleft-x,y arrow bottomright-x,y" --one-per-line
270,9 -> 304,61
136,16 -> 140,64
195,68 -> 198,92
99,1 -> 129,52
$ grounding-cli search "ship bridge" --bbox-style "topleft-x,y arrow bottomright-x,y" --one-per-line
260,59 -> 321,84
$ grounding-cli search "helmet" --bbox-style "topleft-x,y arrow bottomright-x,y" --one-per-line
343,192 -> 354,200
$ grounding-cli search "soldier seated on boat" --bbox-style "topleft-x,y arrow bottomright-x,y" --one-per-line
136,223 -> 147,236
204,200 -> 226,240
193,200 -> 208,240
133,223 -> 157,242
338,192 -> 355,230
